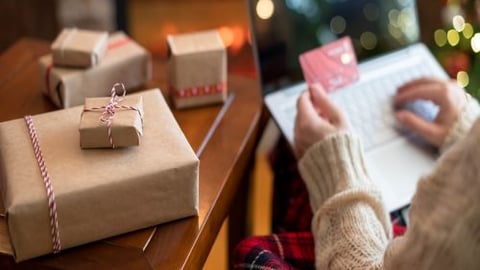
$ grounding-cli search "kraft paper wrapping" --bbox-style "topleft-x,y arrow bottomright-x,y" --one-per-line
80,95 -> 144,148
51,28 -> 108,68
0,89 -> 199,262
167,30 -> 227,109
39,32 -> 152,109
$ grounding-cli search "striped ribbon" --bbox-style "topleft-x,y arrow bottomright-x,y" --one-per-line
83,83 -> 143,148
24,115 -> 61,254
44,37 -> 131,102
171,82 -> 227,99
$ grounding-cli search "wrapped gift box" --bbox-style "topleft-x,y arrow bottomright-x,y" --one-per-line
39,32 -> 152,108
167,30 -> 227,109
80,92 -> 144,149
51,28 -> 108,68
0,89 -> 198,262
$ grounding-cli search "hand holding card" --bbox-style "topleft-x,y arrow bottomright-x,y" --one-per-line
299,36 -> 359,92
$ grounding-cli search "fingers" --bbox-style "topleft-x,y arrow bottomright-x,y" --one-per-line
396,110 -> 442,146
295,87 -> 346,158
395,77 -> 449,106
309,84 -> 345,126
396,77 -> 444,93
294,90 -> 330,158
296,90 -> 320,121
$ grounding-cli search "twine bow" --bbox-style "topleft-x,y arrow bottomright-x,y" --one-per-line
83,83 -> 143,148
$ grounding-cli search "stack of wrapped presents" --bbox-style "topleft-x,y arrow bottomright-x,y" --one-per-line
0,28 -> 232,261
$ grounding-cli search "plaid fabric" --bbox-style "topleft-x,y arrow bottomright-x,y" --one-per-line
270,137 -> 313,233
233,138 -> 407,269
234,223 -> 406,270
234,232 -> 315,270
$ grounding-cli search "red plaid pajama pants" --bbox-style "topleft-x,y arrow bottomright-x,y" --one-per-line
233,138 -> 407,269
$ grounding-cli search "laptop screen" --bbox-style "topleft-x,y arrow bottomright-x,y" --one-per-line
248,0 -> 420,95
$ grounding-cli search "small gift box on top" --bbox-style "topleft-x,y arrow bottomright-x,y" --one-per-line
167,30 -> 227,109
79,83 -> 143,148
51,28 -> 108,68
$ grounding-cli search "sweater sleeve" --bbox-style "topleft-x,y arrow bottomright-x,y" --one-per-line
384,118 -> 480,269
298,132 -> 391,270
440,96 -> 480,153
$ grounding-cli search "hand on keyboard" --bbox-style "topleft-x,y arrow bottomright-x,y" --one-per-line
394,77 -> 468,148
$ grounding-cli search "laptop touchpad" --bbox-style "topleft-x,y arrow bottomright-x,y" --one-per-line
366,139 -> 436,211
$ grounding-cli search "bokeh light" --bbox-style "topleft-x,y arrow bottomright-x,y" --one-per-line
457,71 -> 469,87
218,26 -> 235,48
230,25 -> 246,53
471,33 -> 480,53
463,23 -> 474,39
388,23 -> 402,39
452,15 -> 465,32
363,3 -> 379,22
256,0 -> 274,20
447,29 -> 460,46
360,31 -> 377,50
434,29 -> 447,47
330,16 -> 346,34
388,9 -> 400,27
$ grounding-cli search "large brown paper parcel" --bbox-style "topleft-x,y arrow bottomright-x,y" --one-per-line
167,30 -> 227,109
39,32 -> 152,109
51,28 -> 108,68
0,89 -> 199,261
80,95 -> 144,148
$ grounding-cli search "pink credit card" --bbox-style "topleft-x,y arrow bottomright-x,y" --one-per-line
299,36 -> 359,92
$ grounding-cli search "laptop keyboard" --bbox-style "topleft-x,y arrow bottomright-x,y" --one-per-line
329,62 -> 438,150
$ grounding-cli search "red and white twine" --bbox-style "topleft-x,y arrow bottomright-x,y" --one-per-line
83,83 -> 143,148
24,115 -> 61,254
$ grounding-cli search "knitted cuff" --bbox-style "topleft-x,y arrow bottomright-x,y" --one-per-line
441,97 -> 480,153
298,132 -> 372,213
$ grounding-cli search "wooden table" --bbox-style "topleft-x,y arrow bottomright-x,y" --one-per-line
0,38 -> 263,269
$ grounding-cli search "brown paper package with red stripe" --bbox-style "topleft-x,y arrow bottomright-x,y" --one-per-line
51,28 -> 108,68
0,89 -> 199,261
167,30 -> 227,109
39,32 -> 152,109
80,83 -> 144,149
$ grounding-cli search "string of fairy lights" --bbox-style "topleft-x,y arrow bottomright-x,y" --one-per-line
434,14 -> 480,88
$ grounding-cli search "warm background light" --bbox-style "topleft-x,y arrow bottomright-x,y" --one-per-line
129,1 -> 251,59
360,31 -> 377,50
463,23 -> 474,38
452,15 -> 465,32
256,0 -> 274,20
457,71 -> 469,87
434,29 -> 447,47
471,33 -> 480,53
330,15 -> 346,34
447,29 -> 460,46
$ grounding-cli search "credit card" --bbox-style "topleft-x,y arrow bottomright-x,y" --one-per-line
299,36 -> 359,92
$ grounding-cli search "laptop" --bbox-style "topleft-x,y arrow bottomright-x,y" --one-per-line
247,0 -> 449,212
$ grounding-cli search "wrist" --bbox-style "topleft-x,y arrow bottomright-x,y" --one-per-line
441,97 -> 480,153
298,132 -> 372,211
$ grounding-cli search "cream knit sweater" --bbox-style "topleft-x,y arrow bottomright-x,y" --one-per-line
298,98 -> 480,269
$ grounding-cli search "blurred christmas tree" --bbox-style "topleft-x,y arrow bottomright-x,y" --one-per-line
431,0 -> 480,99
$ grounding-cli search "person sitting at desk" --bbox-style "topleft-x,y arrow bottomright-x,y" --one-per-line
234,77 -> 480,269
